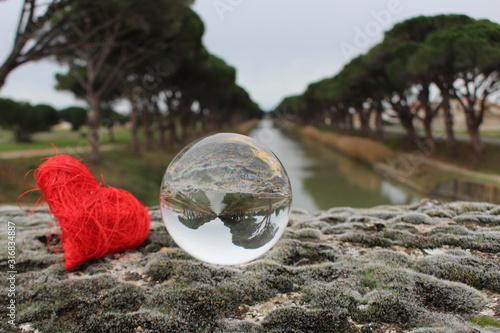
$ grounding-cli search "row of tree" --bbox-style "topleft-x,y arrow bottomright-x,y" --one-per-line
0,98 -> 126,141
0,0 -> 262,162
0,99 -> 60,142
275,15 -> 500,155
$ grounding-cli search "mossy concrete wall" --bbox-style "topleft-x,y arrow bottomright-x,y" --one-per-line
0,201 -> 499,333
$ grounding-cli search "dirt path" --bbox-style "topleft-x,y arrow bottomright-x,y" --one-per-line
0,143 -> 126,160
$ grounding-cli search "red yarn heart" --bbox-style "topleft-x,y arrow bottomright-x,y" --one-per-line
34,154 -> 150,270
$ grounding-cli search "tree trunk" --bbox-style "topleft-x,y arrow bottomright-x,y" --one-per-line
345,113 -> 354,132
107,126 -> 115,143
401,118 -> 418,143
192,111 -> 204,137
358,108 -> 372,137
179,103 -> 193,140
142,105 -> 153,151
330,114 -> 340,130
0,65 -> 13,91
165,98 -> 179,144
422,117 -> 433,144
334,109 -> 346,130
129,97 -> 141,155
13,125 -> 31,142
468,125 -> 484,156
441,91 -> 457,153
100,118 -> 115,143
0,56 -> 21,92
154,101 -> 166,148
87,93 -> 102,164
465,112 -> 484,156
453,88 -> 486,156
375,104 -> 386,141
420,86 -> 435,146
168,117 -> 179,143
397,108 -> 418,144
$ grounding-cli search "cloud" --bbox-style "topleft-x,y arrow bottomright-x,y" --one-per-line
1,61 -> 84,109
0,0 -> 499,111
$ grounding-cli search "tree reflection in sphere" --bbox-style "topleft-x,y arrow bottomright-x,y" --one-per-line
160,133 -> 292,265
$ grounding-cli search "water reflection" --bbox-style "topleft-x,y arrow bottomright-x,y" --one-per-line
159,132 -> 292,265
162,190 -> 289,250
249,120 -> 422,210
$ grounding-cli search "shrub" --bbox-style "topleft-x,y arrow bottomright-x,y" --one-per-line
59,106 -> 88,131
0,98 -> 60,141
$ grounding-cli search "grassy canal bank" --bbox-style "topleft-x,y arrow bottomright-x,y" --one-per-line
0,120 -> 259,206
280,121 -> 500,204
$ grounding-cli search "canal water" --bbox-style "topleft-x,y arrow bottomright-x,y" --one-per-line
249,120 -> 423,211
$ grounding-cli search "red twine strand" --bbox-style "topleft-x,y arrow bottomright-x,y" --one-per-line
34,154 -> 150,270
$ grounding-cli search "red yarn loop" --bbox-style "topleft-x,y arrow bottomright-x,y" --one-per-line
34,154 -> 150,270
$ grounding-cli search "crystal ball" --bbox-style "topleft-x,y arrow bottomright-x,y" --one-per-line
160,133 -> 292,265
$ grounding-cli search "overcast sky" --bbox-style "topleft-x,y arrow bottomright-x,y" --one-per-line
0,0 -> 499,111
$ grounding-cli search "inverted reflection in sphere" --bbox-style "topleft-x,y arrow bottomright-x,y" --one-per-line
160,133 -> 292,265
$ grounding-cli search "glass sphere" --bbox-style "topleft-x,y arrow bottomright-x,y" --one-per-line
160,133 -> 292,265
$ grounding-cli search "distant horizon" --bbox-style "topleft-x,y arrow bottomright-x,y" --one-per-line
0,1 -> 499,112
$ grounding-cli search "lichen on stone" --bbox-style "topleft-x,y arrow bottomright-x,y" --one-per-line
2,200 -> 499,332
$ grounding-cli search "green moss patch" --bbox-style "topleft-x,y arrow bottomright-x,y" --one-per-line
469,316 -> 500,328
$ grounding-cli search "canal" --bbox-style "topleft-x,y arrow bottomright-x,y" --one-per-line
249,120 -> 423,211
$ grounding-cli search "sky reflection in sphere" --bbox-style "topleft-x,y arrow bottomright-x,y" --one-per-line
160,133 -> 292,265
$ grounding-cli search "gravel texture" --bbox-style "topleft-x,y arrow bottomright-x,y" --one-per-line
0,200 -> 499,333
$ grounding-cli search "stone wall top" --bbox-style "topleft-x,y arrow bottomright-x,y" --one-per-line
1,200 -> 499,332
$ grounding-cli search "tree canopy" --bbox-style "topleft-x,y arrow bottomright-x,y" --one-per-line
0,0 -> 262,161
275,14 -> 500,155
